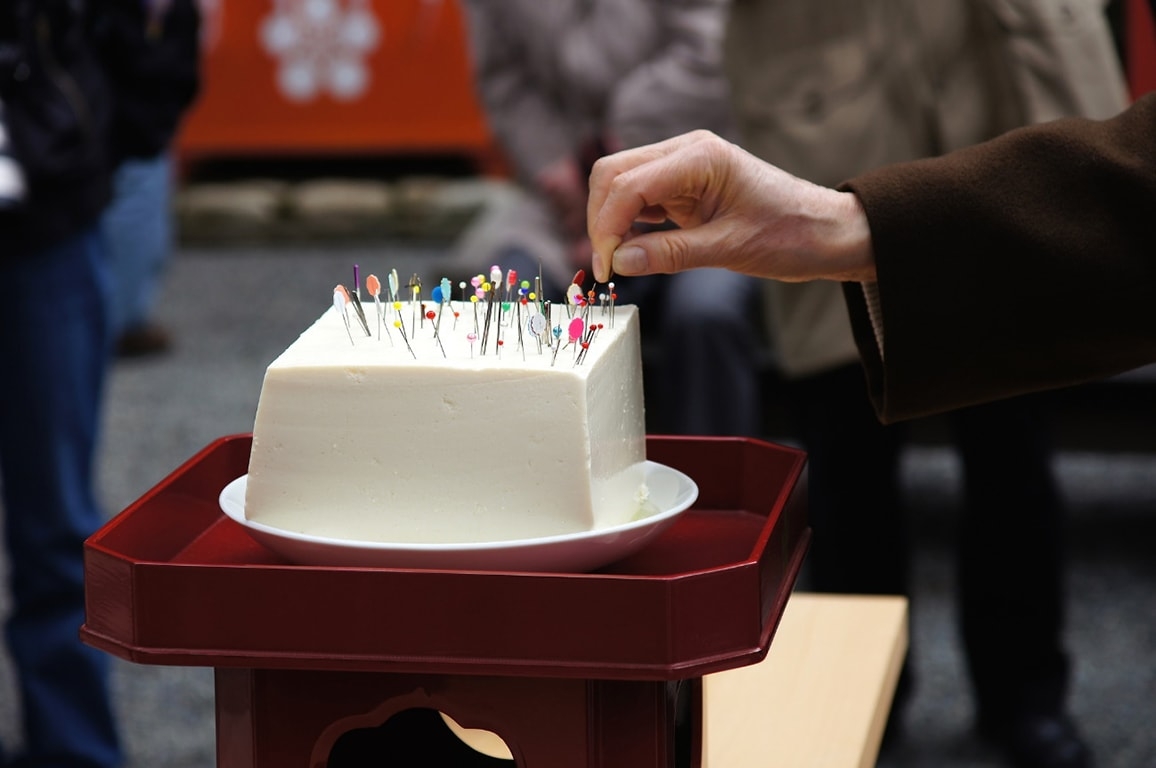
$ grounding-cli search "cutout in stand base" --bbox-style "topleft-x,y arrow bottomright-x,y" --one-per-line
441,712 -> 515,760
328,708 -> 515,767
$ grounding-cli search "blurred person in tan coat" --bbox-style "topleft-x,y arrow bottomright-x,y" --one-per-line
721,2 -> 1127,767
456,0 -> 766,437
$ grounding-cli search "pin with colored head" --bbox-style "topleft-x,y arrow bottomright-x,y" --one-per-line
549,323 -> 564,367
392,300 -> 416,359
366,273 -> 388,341
456,280 -> 467,329
333,285 -> 354,345
347,285 -> 372,337
432,277 -> 452,336
528,312 -> 547,354
388,269 -> 400,302
426,307 -> 445,357
575,322 -> 603,366
409,273 -> 422,329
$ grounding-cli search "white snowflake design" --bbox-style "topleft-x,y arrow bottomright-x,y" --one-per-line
260,0 -> 382,102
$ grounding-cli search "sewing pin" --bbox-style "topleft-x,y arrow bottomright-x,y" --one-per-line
568,317 -> 584,361
480,278 -> 497,354
490,264 -> 503,300
388,269 -> 400,302
347,285 -> 372,336
536,263 -> 545,314
426,308 -> 445,357
565,282 -> 583,314
517,296 -> 527,359
456,280 -> 467,329
409,273 -> 422,330
575,322 -> 603,366
506,268 -> 517,304
439,277 -> 452,314
550,324 -> 564,367
431,281 -> 447,340
333,286 -> 354,346
528,311 -> 547,355
392,300 -> 417,359
366,273 -> 384,340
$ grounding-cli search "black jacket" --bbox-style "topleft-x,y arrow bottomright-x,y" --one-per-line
0,0 -> 200,258
0,0 -> 112,256
92,0 -> 201,164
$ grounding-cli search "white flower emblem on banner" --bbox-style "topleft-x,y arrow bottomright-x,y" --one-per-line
260,0 -> 381,102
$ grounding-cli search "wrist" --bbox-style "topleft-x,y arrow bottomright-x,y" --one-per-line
809,188 -> 876,282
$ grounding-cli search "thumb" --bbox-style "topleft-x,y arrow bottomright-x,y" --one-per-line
609,225 -> 726,276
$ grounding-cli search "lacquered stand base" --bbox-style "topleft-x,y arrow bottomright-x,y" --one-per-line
217,667 -> 695,767
84,435 -> 809,767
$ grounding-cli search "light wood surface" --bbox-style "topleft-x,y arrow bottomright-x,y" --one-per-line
701,592 -> 909,768
443,592 -> 908,766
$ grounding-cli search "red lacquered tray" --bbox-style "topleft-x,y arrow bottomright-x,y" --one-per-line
82,435 -> 808,681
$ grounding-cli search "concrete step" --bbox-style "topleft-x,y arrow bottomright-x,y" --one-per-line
176,176 -> 509,246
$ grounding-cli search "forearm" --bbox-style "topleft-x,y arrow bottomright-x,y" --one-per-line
841,93 -> 1156,422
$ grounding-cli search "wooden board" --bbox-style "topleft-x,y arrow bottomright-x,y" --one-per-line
702,593 -> 908,768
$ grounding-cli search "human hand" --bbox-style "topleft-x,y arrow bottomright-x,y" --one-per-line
586,130 -> 875,284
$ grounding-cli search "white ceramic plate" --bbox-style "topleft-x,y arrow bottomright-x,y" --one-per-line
217,461 -> 698,572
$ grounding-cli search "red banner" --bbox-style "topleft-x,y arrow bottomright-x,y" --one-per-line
178,0 -> 495,163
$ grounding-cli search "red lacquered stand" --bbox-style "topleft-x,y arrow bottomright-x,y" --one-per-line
82,435 -> 808,767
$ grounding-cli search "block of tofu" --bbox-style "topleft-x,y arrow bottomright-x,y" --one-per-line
243,301 -> 647,544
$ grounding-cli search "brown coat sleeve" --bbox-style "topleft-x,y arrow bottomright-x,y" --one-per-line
841,93 -> 1156,423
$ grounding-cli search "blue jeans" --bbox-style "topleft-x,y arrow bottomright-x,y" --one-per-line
102,153 -> 173,336
0,227 -> 123,767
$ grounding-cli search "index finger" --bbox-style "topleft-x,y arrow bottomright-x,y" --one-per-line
587,132 -> 711,281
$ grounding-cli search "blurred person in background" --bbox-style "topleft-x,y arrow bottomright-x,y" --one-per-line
455,0 -> 766,437
0,2 -> 122,764
722,3 -> 1127,768
100,0 -> 201,358
0,1 -> 198,765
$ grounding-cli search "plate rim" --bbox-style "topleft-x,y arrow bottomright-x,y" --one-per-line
217,460 -> 698,554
